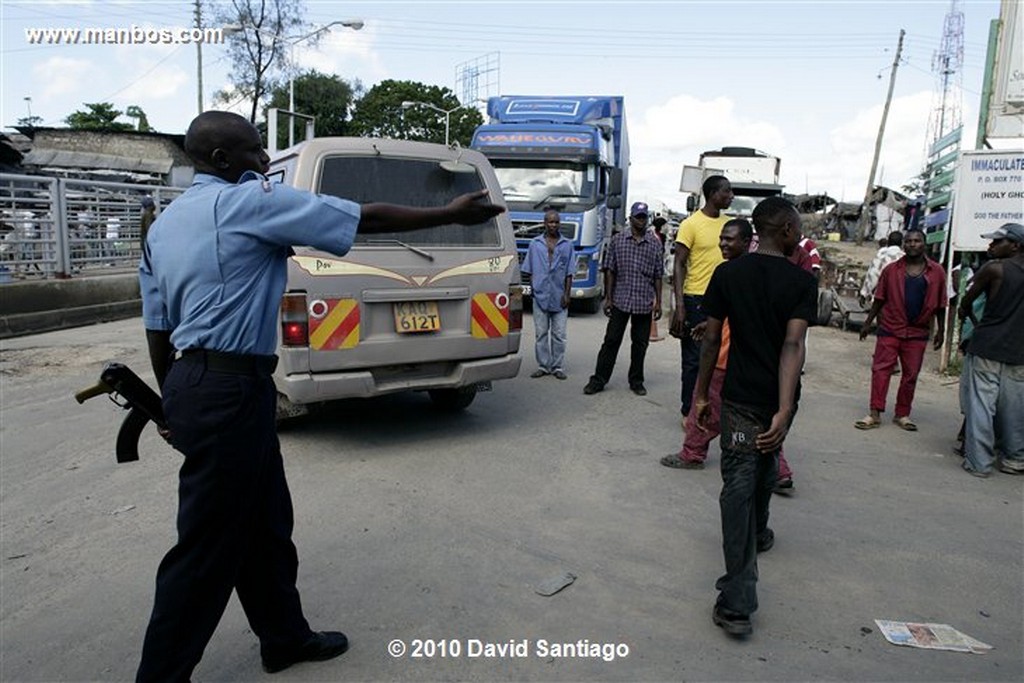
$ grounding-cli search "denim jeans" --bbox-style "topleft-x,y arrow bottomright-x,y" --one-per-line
534,307 -> 569,373
715,400 -> 781,617
962,354 -> 1024,473
590,306 -> 651,388
679,294 -> 707,415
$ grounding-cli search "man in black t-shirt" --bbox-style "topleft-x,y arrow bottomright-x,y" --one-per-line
694,196 -> 817,637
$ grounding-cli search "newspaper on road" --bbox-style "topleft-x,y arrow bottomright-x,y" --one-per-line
875,619 -> 993,654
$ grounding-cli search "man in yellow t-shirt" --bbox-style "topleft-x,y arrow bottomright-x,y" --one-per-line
669,175 -> 734,418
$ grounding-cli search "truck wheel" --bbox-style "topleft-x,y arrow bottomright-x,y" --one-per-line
580,296 -> 602,314
816,289 -> 834,327
428,387 -> 477,411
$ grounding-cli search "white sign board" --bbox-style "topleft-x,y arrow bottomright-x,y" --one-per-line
950,149 -> 1024,251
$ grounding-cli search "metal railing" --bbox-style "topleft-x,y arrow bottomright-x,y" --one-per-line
0,174 -> 185,282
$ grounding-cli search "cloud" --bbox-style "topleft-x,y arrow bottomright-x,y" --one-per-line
627,89 -> 965,210
294,26 -> 387,88
116,59 -> 190,101
33,57 -> 94,98
628,94 -> 786,211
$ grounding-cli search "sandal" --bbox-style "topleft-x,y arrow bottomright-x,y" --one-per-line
893,416 -> 918,431
854,415 -> 880,430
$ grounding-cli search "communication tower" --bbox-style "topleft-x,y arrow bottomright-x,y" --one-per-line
920,0 -> 965,256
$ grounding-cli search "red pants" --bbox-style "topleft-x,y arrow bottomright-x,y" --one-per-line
680,367 -> 793,478
870,335 -> 927,418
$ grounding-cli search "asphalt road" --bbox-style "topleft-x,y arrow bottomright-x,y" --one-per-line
1,313 -> 1021,682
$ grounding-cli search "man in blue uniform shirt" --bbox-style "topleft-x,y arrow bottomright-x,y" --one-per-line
136,111 -> 503,681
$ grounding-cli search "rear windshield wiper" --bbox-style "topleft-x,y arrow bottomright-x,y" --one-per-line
364,239 -> 435,261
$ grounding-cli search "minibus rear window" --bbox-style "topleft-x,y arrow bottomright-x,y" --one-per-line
318,156 -> 502,247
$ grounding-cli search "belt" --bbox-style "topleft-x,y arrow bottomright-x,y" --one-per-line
177,349 -> 278,376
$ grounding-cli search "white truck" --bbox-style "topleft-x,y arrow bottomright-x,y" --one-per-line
680,146 -> 784,217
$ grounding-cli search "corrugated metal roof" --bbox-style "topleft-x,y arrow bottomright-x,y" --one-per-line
22,149 -> 172,174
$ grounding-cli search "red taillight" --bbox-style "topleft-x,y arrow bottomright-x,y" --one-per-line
508,285 -> 523,331
280,293 -> 308,346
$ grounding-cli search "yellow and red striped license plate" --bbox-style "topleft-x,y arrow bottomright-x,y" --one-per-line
393,301 -> 441,333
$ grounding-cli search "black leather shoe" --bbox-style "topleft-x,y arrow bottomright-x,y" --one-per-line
630,384 -> 647,396
262,631 -> 349,674
583,381 -> 603,395
712,604 -> 752,636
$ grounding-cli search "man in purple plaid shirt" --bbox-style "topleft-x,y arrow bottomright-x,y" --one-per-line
584,202 -> 664,396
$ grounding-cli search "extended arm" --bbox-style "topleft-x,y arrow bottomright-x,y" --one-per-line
358,190 -> 504,233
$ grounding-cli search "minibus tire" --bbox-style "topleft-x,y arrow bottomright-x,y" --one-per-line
428,387 -> 477,411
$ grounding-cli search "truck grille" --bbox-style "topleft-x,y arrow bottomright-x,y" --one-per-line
511,221 -> 577,240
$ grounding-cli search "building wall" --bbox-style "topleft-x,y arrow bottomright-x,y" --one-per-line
32,130 -> 190,167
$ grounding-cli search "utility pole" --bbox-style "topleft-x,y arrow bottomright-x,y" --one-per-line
856,29 -> 905,245
195,0 -> 204,115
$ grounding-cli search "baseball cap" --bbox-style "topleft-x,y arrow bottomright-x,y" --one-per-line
980,222 -> 1024,244
141,196 -> 156,209
630,201 -> 649,217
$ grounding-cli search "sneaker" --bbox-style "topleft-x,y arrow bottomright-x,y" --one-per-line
530,369 -> 549,378
660,453 -> 704,470
630,384 -> 647,396
712,604 -> 752,636
757,528 -> 775,553
552,370 -> 567,380
583,381 -> 603,395
998,460 -> 1024,475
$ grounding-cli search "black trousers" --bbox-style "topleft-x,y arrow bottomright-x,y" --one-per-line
136,356 -> 311,682
590,305 -> 652,389
679,294 -> 707,415
715,400 -> 779,617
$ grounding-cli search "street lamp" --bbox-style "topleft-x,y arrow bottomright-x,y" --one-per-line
247,19 -> 363,146
401,101 -> 468,147
285,20 -> 363,118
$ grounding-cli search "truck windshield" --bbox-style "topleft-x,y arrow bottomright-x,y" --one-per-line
490,160 -> 596,208
727,196 -> 761,218
318,156 -> 502,247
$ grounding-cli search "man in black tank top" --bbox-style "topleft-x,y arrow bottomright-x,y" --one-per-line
957,223 -> 1024,477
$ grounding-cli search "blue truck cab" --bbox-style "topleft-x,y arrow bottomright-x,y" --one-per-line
470,96 -> 629,313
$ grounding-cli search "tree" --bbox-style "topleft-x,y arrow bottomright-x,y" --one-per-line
65,103 -> 134,131
16,116 -> 43,128
348,80 -> 483,146
262,70 -> 362,149
125,105 -> 152,132
213,0 -> 305,123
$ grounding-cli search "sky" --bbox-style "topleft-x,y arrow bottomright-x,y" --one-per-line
0,0 -> 1006,213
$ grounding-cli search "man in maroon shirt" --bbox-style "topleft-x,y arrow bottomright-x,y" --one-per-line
855,228 -> 947,431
